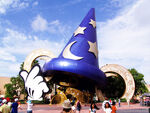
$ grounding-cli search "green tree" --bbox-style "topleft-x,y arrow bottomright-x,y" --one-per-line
102,73 -> 125,98
4,60 -> 39,99
4,83 -> 15,98
102,68 -> 148,99
128,68 -> 149,97
4,76 -> 25,99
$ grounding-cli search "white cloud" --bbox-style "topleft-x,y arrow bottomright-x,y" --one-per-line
62,0 -> 82,7
31,15 -> 61,33
0,7 -> 5,13
2,28 -> 65,56
0,28 -> 65,77
31,15 -> 48,32
0,50 -> 16,62
0,0 -> 29,14
97,0 -> 150,84
31,15 -> 72,38
0,61 -> 20,77
32,1 -> 38,6
0,0 -> 13,14
110,0 -> 137,8
18,2 -> 29,9
49,20 -> 60,26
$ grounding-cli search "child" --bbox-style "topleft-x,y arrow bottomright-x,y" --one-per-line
111,101 -> 117,113
89,102 -> 98,113
104,102 -> 112,113
76,100 -> 81,113
27,100 -> 33,113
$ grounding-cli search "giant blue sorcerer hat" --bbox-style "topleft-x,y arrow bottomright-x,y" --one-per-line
43,8 -> 106,87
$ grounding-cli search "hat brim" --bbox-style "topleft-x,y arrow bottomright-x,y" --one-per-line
43,58 -> 106,87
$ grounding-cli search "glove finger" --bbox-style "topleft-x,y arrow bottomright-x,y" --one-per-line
31,89 -> 34,97
30,76 -> 43,91
27,87 -> 31,97
39,82 -> 49,93
34,76 -> 43,85
28,65 -> 40,80
19,71 -> 28,82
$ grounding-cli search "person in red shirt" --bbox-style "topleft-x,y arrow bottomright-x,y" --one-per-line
111,101 -> 117,113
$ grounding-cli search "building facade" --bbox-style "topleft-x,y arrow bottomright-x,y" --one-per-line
0,77 -> 10,97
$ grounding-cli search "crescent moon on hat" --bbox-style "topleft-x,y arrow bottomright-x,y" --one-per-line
62,41 -> 83,60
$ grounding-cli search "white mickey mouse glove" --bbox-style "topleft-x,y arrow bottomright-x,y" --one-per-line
19,65 -> 49,100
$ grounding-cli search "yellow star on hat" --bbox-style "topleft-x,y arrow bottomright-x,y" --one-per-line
88,41 -> 98,58
89,19 -> 96,28
74,26 -> 86,36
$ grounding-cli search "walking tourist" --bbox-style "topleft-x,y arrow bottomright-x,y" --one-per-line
111,101 -> 117,113
18,100 -> 22,110
71,102 -> 76,113
109,99 -> 112,105
102,97 -> 110,111
27,100 -> 33,113
76,100 -> 81,113
89,102 -> 99,113
114,99 -> 117,103
104,102 -> 112,113
61,99 -> 74,113
7,99 -> 12,107
0,99 -> 11,113
11,98 -> 18,113
118,99 -> 121,107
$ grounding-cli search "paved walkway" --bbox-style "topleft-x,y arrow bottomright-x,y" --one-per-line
18,103 -> 150,113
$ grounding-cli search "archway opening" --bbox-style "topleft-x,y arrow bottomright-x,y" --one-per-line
103,72 -> 126,99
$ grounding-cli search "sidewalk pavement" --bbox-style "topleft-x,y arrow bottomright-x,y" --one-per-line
18,103 -> 149,113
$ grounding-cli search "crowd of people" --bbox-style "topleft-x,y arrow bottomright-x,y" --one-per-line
102,97 -> 118,113
0,97 -> 120,113
61,97 -> 119,113
0,98 -> 20,113
0,98 -> 33,113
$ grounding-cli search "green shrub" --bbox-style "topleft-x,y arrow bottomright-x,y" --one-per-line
121,98 -> 127,102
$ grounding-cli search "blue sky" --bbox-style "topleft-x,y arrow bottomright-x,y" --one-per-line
0,0 -> 150,84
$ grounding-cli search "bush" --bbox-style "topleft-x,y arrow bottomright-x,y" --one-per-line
130,99 -> 139,103
19,100 -> 25,104
32,100 -> 45,104
121,98 -> 126,102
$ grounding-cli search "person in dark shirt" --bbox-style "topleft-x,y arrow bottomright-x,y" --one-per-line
76,100 -> 81,113
11,98 -> 18,113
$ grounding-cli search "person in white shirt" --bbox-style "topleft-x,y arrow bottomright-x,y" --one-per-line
118,99 -> 121,107
71,105 -> 76,113
102,97 -> 111,111
104,102 -> 112,113
27,100 -> 33,113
